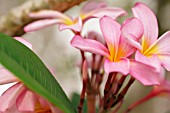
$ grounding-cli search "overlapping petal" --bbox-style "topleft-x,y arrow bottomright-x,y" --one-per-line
120,17 -> 144,56
132,2 -> 158,51
157,54 -> 170,71
94,7 -> 127,19
17,89 -> 36,112
80,1 -> 127,21
80,1 -> 107,16
100,16 -> 121,61
135,51 -> 161,72
129,60 -> 161,85
59,17 -> 82,32
145,31 -> 170,55
71,35 -> 110,58
0,83 -> 24,112
84,7 -> 127,21
104,58 -> 130,75
121,33 -> 142,51
121,17 -> 144,40
0,68 -> 18,84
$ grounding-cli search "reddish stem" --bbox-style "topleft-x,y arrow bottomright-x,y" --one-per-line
125,91 -> 159,113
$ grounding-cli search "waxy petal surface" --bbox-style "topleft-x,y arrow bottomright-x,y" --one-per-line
71,35 -> 110,58
59,17 -> 82,32
100,16 -> 121,60
116,35 -> 136,60
130,60 -> 161,85
132,2 -> 158,50
29,10 -> 71,20
17,90 -> 36,112
135,51 -> 161,72
146,31 -> 170,54
80,1 -> 106,16
158,54 -> 170,71
89,7 -> 127,20
24,19 -> 62,32
122,33 -> 142,51
104,58 -> 130,75
121,17 -> 144,40
0,83 -> 24,112
0,68 -> 18,84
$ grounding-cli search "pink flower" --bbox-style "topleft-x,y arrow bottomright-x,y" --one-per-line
125,2 -> 170,72
0,38 -> 62,113
71,16 -> 160,85
24,1 -> 127,32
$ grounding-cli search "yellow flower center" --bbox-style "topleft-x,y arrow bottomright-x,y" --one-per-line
108,44 -> 125,62
35,102 -> 51,113
141,36 -> 158,56
64,17 -> 79,25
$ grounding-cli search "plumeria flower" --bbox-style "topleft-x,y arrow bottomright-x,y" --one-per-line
0,38 -> 62,113
71,16 -> 161,85
24,1 -> 127,32
125,2 -> 170,72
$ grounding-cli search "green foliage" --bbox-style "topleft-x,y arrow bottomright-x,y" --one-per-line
0,33 -> 76,113
71,93 -> 87,113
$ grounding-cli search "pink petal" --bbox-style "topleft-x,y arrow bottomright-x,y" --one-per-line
58,17 -> 82,32
39,97 -> 63,113
90,7 -> 127,20
130,60 -> 161,85
132,2 -> 158,50
16,90 -> 37,112
80,1 -> 127,21
29,10 -> 71,20
38,97 -> 49,109
100,16 -> 121,59
24,19 -> 62,32
135,51 -> 161,72
157,54 -> 170,71
154,80 -> 170,94
71,35 -> 110,58
14,37 -> 32,49
80,1 -> 107,17
122,33 -> 142,51
0,83 -> 24,112
0,68 -> 18,84
121,17 -> 144,40
147,31 -> 170,54
104,58 -> 130,75
116,35 -> 136,59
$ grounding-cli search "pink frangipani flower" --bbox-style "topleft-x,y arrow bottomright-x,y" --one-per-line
71,16 -> 161,85
24,1 -> 127,32
125,2 -> 170,72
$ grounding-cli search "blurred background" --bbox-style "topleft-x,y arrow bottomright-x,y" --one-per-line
0,0 -> 170,113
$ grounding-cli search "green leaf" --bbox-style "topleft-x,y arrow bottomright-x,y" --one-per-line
71,93 -> 87,113
0,33 -> 76,113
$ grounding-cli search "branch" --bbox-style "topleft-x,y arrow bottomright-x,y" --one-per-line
0,0 -> 86,36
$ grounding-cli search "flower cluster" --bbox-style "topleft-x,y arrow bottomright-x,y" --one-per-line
1,1 -> 170,113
